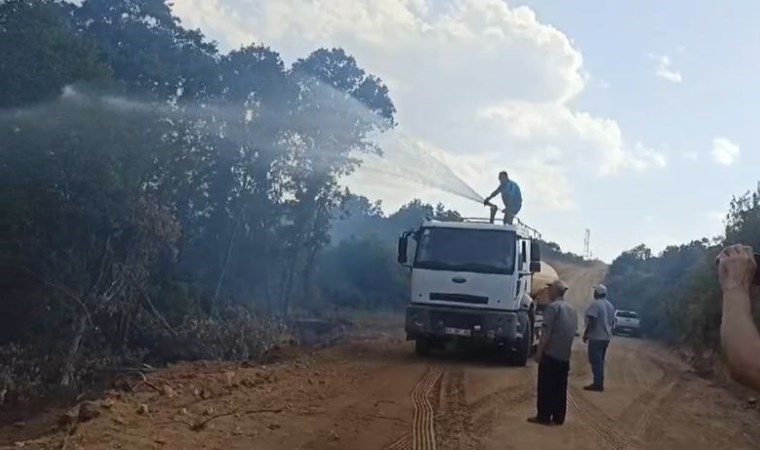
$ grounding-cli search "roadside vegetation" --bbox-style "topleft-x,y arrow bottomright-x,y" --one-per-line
604,184 -> 760,357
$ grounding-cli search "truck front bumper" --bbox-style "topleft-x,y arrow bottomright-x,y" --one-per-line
405,304 -> 525,343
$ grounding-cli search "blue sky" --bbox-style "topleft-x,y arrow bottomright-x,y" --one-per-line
172,0 -> 759,261
515,0 -> 760,258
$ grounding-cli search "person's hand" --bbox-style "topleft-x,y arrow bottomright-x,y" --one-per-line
717,244 -> 757,293
583,335 -> 588,344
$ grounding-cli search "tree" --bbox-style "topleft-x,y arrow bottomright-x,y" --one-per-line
0,0 -> 405,395
76,0 -> 218,100
1,96 -> 181,384
0,0 -> 112,108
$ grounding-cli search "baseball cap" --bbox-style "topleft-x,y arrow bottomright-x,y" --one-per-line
594,284 -> 608,296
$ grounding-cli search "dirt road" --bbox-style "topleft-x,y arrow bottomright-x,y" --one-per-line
15,263 -> 760,450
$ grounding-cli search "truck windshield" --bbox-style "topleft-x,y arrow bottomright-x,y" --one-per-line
414,227 -> 516,274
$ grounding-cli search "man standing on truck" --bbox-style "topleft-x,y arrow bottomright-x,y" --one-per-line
583,284 -> 616,392
483,171 -> 522,225
529,279 -> 577,426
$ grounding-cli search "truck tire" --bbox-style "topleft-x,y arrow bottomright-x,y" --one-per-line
511,319 -> 532,367
415,338 -> 431,356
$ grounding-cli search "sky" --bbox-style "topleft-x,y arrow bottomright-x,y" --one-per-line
170,0 -> 760,262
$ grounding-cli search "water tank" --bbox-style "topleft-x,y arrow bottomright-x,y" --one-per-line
531,262 -> 559,306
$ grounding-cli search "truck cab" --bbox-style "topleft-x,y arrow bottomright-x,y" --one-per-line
397,217 -> 542,365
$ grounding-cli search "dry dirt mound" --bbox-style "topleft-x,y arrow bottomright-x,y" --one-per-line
549,259 -> 608,312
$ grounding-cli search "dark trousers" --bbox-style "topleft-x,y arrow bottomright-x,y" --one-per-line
588,340 -> 610,388
536,354 -> 570,424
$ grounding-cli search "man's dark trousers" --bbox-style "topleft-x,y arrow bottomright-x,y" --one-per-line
536,354 -> 571,424
588,339 -> 610,388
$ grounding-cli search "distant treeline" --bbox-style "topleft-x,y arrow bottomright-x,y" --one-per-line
604,184 -> 760,352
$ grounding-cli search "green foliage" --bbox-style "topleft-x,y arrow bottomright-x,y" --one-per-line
539,240 -> 593,266
604,183 -> 760,350
605,241 -> 711,342
0,0 -> 399,394
0,0 -> 113,108
318,237 -> 408,310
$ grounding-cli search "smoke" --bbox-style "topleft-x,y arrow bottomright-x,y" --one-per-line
1,83 -> 485,205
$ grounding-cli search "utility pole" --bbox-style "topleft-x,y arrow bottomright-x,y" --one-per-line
583,229 -> 591,260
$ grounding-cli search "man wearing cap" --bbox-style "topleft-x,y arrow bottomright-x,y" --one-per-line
529,279 -> 577,426
583,284 -> 616,392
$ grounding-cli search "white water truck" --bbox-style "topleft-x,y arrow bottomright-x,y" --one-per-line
397,214 -> 557,365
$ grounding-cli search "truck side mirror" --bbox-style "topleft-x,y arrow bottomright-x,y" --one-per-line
397,235 -> 409,265
530,261 -> 541,273
530,241 -> 541,263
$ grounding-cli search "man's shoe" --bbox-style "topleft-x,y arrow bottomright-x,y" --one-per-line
583,384 -> 604,392
527,417 -> 553,426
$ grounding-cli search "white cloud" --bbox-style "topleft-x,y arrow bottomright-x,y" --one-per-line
711,137 -> 740,166
171,0 -> 663,213
478,102 -> 666,175
649,54 -> 683,83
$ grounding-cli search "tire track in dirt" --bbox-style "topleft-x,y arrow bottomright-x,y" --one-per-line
435,366 -> 480,450
387,433 -> 412,450
568,386 -> 635,450
412,367 -> 444,450
385,367 -> 445,450
616,359 -> 680,439
636,374 -> 689,443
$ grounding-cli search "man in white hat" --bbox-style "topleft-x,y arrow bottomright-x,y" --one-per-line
529,279 -> 577,426
583,284 -> 616,392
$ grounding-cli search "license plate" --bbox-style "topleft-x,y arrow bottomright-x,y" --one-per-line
444,327 -> 471,337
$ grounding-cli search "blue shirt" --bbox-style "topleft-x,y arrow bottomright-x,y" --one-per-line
500,180 -> 522,214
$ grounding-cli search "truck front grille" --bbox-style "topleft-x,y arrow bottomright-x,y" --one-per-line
429,293 -> 489,305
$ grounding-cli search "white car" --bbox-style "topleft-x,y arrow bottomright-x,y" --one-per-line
614,310 -> 640,337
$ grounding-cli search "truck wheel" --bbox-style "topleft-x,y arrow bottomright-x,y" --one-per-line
511,320 -> 532,367
415,338 -> 431,356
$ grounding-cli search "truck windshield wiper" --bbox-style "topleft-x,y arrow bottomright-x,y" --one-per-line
414,261 -> 508,273
457,263 -> 507,273
414,261 -> 460,270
